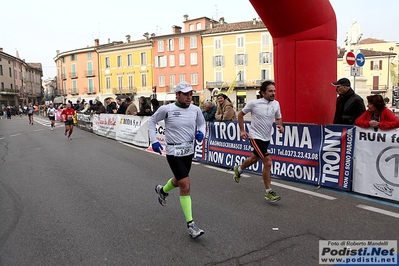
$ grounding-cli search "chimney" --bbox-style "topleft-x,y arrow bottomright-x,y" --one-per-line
108,38 -> 110,44
219,17 -> 225,25
0,47 -> 3,52
94,39 -> 99,46
56,50 -> 60,54
126,35 -> 131,42
151,33 -> 156,37
143,32 -> 150,40
253,18 -> 257,25
209,21 -> 213,29
172,25 -> 182,34
183,14 -> 189,21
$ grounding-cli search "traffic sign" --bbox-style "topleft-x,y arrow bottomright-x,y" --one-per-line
351,66 -> 360,76
356,53 -> 365,67
346,52 -> 356,65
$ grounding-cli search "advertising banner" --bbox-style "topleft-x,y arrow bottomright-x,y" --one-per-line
353,127 -> 399,201
320,125 -> 356,191
115,115 -> 149,147
92,114 -> 117,139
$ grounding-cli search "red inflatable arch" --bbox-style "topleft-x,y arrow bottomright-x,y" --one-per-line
249,0 -> 337,124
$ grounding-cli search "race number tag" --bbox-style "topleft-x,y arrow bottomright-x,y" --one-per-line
173,143 -> 193,157
67,114 -> 73,120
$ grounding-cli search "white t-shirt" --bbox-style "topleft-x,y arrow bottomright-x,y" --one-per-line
241,98 -> 282,141
48,107 -> 57,117
148,103 -> 206,156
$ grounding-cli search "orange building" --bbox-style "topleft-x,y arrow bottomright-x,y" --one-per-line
151,16 -> 213,105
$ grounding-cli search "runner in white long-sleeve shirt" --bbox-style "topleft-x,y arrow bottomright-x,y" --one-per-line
148,81 -> 206,239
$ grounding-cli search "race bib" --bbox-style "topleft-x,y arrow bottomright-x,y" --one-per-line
67,114 -> 73,120
173,143 -> 193,157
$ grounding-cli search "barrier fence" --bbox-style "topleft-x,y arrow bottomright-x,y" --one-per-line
73,113 -> 399,203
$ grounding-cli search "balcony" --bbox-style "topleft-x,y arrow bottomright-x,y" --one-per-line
205,79 -> 262,89
68,89 -> 79,95
85,70 -> 96,77
0,89 -> 20,95
69,72 -> 78,79
61,74 -> 67,80
84,87 -> 97,95
113,87 -> 136,95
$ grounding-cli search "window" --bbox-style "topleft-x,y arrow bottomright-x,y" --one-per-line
127,54 -> 133,66
71,64 -> 77,78
0,65 -> 2,75
215,39 -> 221,50
236,92 -> 246,111
106,77 -> 111,89
213,55 -> 224,67
196,23 -> 202,30
169,54 -> 175,67
371,60 -> 382,70
189,24 -> 194,31
259,52 -> 273,64
118,76 -> 123,89
190,36 -> 197,49
87,62 -> 93,76
237,71 -> 244,81
261,69 -> 270,80
105,57 -> 110,68
88,78 -> 94,93
117,55 -> 122,67
190,53 -> 197,65
72,80 -> 77,93
170,74 -> 176,87
179,38 -> 185,50
237,36 -> 244,48
180,73 -> 185,82
1,82 -> 3,89
179,54 -> 185,66
87,52 -> 92,59
191,73 -> 198,85
155,56 -> 167,68
70,54 -> 77,61
262,34 -> 270,46
215,72 -> 222,81
158,40 -> 164,52
167,39 -> 174,51
159,75 -> 165,87
140,52 -> 146,65
128,75 -> 134,90
9,67 -> 12,77
141,73 -> 147,87
235,54 -> 248,66
63,81 -> 66,94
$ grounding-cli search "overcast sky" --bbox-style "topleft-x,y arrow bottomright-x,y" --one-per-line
1,0 -> 398,79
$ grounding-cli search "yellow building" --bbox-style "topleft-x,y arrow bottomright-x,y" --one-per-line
97,37 -> 153,106
202,18 -> 273,111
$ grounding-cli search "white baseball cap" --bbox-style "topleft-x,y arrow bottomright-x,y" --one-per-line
175,81 -> 196,93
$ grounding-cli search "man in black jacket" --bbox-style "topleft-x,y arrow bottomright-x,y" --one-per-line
332,78 -> 365,125
137,96 -> 151,116
116,97 -> 127,114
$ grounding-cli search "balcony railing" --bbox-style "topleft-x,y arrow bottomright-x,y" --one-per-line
69,72 -> 78,79
85,70 -> 95,77
68,89 -> 79,95
61,74 -> 67,80
0,89 -> 20,95
113,87 -> 136,94
367,85 -> 388,91
84,87 -> 97,94
205,79 -> 265,89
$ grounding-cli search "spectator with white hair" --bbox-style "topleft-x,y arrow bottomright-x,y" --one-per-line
202,100 -> 217,121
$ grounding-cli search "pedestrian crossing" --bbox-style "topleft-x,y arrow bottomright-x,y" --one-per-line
31,117 -> 64,129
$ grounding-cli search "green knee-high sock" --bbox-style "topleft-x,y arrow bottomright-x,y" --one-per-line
180,195 -> 193,222
162,178 -> 176,193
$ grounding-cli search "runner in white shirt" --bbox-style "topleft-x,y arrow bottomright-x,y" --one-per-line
233,80 -> 284,202
47,103 -> 57,130
148,81 -> 206,239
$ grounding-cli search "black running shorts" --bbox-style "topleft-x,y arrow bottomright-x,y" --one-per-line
250,139 -> 270,159
166,154 -> 193,180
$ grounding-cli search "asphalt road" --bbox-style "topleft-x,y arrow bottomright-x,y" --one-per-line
0,115 -> 398,266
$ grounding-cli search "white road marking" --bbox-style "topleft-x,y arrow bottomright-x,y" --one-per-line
33,129 -> 44,132
9,133 -> 21,137
357,204 -> 399,219
271,181 -> 337,200
0,137 -> 4,140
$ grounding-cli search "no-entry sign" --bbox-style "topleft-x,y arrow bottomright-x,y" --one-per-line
346,52 -> 356,65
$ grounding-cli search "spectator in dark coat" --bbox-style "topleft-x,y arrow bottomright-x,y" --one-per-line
137,96 -> 151,116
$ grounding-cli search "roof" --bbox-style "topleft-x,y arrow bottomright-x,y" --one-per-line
360,38 -> 389,44
202,20 -> 266,35
337,48 -> 396,58
27,63 -> 43,71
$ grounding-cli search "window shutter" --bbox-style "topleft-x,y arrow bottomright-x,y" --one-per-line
379,60 -> 382,70
259,53 -> 262,64
221,56 -> 224,67
270,52 -> 273,64
370,61 -> 373,70
244,54 -> 248,65
234,54 -> 237,66
155,56 -> 158,68
212,56 -> 215,67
